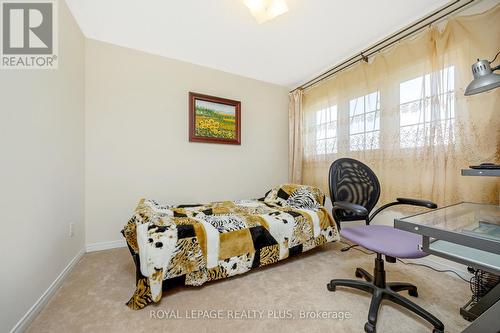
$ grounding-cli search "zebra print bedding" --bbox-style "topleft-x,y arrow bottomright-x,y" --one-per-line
122,184 -> 339,309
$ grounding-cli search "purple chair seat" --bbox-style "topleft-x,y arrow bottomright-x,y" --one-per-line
341,225 -> 427,259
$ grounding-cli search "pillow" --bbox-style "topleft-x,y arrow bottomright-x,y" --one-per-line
264,184 -> 325,210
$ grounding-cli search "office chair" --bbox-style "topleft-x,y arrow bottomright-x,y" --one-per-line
326,158 -> 444,333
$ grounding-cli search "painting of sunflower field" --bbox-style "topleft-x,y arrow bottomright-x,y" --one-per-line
189,92 -> 241,145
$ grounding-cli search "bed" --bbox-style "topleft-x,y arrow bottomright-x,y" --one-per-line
122,184 -> 340,309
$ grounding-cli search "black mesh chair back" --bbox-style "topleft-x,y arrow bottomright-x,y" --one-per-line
328,158 -> 380,223
327,158 -> 444,332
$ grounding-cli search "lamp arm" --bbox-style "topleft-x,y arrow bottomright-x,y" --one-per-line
489,50 -> 500,64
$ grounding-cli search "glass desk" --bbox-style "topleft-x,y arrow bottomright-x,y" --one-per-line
394,202 -> 500,331
395,202 -> 500,275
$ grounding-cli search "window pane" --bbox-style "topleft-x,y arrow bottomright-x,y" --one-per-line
316,109 -> 325,125
424,73 -> 431,98
423,97 -> 432,122
365,111 -> 380,131
437,92 -> 455,119
432,66 -> 455,93
316,140 -> 326,155
366,131 -> 380,150
350,115 -> 364,134
431,120 -> 455,146
400,124 -> 426,148
316,123 -> 326,140
325,108 -> 331,123
316,138 -> 337,154
329,105 -> 338,121
399,66 -> 455,148
316,106 -> 338,125
349,96 -> 364,117
449,93 -> 455,119
350,134 -> 365,151
400,101 -> 425,126
444,66 -> 455,92
314,106 -> 338,156
325,138 -> 337,154
400,76 -> 425,104
326,122 -> 337,138
365,91 -> 380,112
349,91 -> 380,151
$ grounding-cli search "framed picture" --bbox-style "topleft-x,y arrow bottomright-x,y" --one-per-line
189,92 -> 241,145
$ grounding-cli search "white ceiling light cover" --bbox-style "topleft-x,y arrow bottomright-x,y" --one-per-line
244,0 -> 289,23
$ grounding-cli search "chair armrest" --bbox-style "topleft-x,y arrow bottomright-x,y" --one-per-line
367,198 -> 437,222
396,198 -> 437,209
333,201 -> 368,216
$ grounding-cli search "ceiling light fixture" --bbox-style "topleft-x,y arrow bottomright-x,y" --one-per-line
244,0 -> 288,24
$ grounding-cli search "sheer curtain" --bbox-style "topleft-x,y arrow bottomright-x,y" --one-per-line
289,89 -> 304,183
299,5 -> 499,206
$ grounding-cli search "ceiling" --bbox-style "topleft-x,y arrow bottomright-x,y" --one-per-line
65,0 -> 450,88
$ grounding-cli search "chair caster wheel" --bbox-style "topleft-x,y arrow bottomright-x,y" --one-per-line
364,322 -> 376,333
327,283 -> 336,292
432,329 -> 444,333
408,289 -> 418,297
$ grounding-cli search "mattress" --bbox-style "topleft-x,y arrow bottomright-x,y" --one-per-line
122,184 -> 339,309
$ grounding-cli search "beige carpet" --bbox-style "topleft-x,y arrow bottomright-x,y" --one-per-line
27,242 -> 471,333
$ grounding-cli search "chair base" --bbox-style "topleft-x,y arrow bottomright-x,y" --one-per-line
327,254 -> 444,333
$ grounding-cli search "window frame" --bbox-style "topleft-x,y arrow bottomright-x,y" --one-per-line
313,106 -> 338,156
398,66 -> 456,149
348,91 -> 381,152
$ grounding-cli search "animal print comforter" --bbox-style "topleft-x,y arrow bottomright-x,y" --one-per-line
122,184 -> 339,309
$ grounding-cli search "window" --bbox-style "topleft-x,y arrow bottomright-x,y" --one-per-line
349,91 -> 380,151
315,106 -> 337,154
399,66 -> 455,148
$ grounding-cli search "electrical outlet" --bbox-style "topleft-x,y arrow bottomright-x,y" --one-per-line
69,223 -> 75,238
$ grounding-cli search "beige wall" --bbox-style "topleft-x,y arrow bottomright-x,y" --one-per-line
0,1 -> 85,332
84,39 -> 289,245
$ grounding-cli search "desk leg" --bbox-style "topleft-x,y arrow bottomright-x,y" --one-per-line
460,283 -> 500,321
461,298 -> 500,333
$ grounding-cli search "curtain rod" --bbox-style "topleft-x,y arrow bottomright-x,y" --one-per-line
292,0 -> 476,92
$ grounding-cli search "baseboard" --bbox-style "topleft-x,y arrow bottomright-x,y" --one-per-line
10,240 -> 127,332
86,239 -> 126,253
10,249 -> 85,333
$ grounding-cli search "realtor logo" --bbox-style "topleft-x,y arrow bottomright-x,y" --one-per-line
1,0 -> 58,69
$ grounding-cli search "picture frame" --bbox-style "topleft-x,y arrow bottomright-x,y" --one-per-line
189,92 -> 241,145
